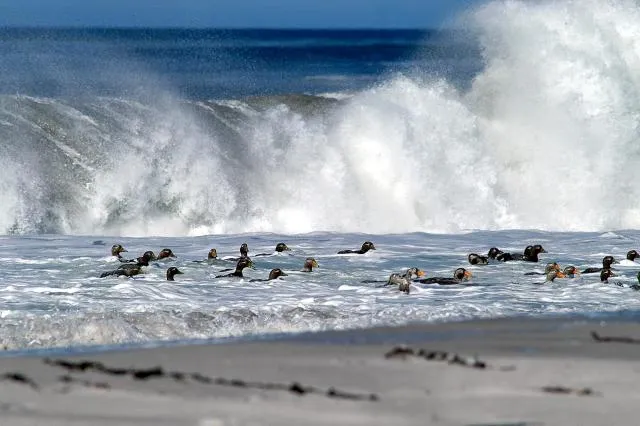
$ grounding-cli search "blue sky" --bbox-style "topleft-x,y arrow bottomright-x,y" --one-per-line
0,0 -> 480,28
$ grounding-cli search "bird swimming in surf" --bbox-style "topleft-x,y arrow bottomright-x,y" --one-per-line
468,253 -> 489,265
562,266 -> 580,278
496,245 -> 546,262
338,241 -> 376,254
100,251 -> 155,278
386,268 -> 425,294
524,262 -> 561,276
254,243 -> 291,257
582,256 -> 617,274
157,248 -> 176,260
208,248 -> 218,260
487,247 -> 504,259
302,258 -> 319,272
545,269 -> 566,282
600,268 -> 616,283
111,244 -> 128,258
414,268 -> 472,285
215,258 -> 254,278
250,268 -> 288,282
166,267 -> 184,281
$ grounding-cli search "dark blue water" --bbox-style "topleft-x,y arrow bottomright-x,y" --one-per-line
0,28 -> 480,99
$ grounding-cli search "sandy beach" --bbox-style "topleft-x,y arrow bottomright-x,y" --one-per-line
1,317 -> 639,425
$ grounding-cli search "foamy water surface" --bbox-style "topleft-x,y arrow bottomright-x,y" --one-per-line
1,230 -> 640,350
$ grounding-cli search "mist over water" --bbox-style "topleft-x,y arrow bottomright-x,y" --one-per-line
1,0 -> 640,236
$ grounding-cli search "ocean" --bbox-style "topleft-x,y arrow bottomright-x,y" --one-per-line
2,0 -> 640,351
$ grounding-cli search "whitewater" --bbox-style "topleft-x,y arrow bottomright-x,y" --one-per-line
2,0 -> 640,350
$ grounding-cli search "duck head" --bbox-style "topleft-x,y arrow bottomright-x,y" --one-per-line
531,244 -> 547,254
602,256 -> 617,269
361,241 -> 376,253
563,266 -> 579,278
111,244 -> 127,256
236,257 -> 255,271
406,267 -> 425,278
142,251 -> 157,262
487,247 -> 503,259
157,248 -> 176,260
303,258 -> 319,272
627,250 -> 640,261
268,268 -> 288,280
600,268 -> 616,282
544,262 -> 561,274
166,267 -> 183,281
275,243 -> 291,252
240,243 -> 249,257
454,268 -> 472,281
468,253 -> 488,265
208,248 -> 218,259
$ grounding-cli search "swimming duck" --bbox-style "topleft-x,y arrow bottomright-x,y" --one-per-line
192,248 -> 222,264
582,256 -> 617,274
157,248 -> 176,260
387,268 -> 426,294
111,244 -> 128,258
302,258 -> 319,272
166,267 -> 184,281
545,270 -> 566,282
338,241 -> 376,254
414,268 -> 472,285
215,258 -> 255,278
524,262 -> 561,276
100,251 -> 154,278
497,245 -> 547,262
255,243 -> 291,257
600,268 -> 616,283
250,268 -> 288,282
468,253 -> 489,265
487,247 -> 504,259
562,266 -> 580,278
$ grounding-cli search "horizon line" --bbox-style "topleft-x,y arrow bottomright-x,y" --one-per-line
0,25 -> 448,31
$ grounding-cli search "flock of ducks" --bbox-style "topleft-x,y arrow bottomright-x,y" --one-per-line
101,241 -> 324,282
100,241 -> 640,294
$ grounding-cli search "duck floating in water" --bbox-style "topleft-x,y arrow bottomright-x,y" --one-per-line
157,248 -> 176,260
215,258 -> 255,278
166,267 -> 184,281
387,268 -> 425,294
582,256 -> 617,274
302,258 -> 319,272
600,268 -> 617,283
255,243 -> 291,257
414,268 -> 472,285
111,244 -> 128,259
524,262 -> 561,276
496,245 -> 547,262
250,268 -> 288,282
338,241 -> 376,255
562,266 -> 580,278
544,269 -> 566,282
100,251 -> 155,278
468,253 -> 489,265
